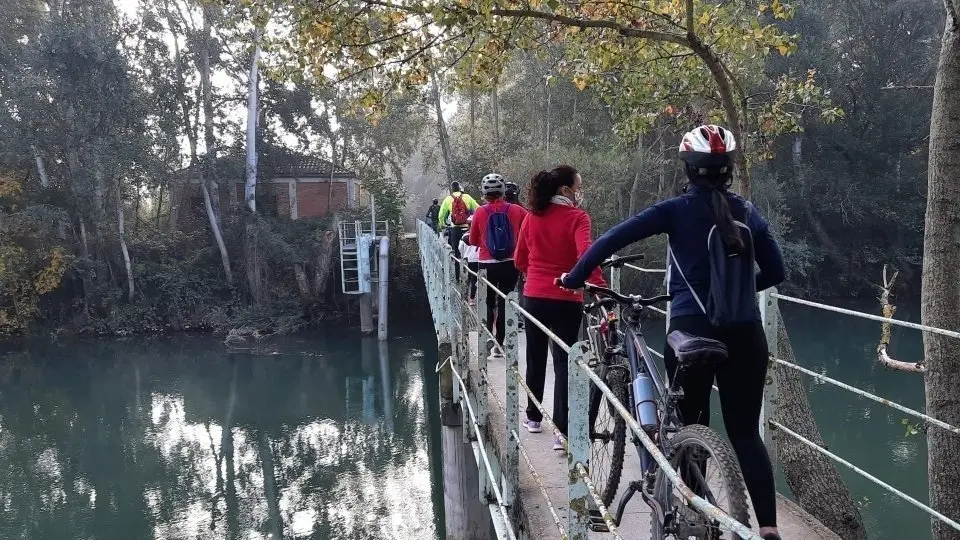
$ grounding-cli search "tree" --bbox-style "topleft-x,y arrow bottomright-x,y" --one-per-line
923,3 -> 960,539
280,0 -> 842,196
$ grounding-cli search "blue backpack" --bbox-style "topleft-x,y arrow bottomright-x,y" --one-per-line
485,203 -> 515,260
669,204 -> 758,326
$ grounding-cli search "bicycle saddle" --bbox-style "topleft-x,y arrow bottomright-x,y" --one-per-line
667,330 -> 729,367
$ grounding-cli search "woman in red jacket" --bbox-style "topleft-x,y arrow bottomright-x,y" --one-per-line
514,165 -> 605,450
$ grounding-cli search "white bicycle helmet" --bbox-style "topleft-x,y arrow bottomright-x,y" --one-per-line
481,173 -> 506,195
679,125 -> 737,175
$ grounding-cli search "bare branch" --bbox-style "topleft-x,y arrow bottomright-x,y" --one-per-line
877,264 -> 926,373
685,0 -> 695,36
880,85 -> 934,90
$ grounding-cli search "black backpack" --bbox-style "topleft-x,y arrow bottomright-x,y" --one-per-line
668,205 -> 758,326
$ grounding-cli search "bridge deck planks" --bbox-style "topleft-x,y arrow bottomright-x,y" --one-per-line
466,331 -> 839,540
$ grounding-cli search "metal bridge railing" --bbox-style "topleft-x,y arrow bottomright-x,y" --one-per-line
417,220 -> 760,540
419,219 -> 960,536
622,261 -> 960,533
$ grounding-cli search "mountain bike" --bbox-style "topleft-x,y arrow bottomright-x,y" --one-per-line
582,256 -> 751,539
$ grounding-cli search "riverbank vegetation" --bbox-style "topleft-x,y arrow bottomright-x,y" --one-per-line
4,0 -> 960,538
0,0 -> 426,337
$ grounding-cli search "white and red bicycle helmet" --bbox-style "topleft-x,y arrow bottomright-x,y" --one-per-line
679,125 -> 737,175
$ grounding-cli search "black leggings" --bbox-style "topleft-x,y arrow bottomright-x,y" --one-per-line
523,297 -> 582,436
664,315 -> 777,528
481,261 -> 520,345
447,227 -> 465,279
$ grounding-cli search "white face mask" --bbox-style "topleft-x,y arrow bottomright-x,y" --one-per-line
574,188 -> 584,206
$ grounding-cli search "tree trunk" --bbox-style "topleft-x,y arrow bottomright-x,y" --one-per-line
200,4 -> 232,285
155,184 -> 164,228
775,311 -> 869,539
469,83 -> 476,155
31,145 -> 49,188
257,431 -> 284,538
923,13 -> 960,540
794,136 -> 846,271
245,39 -> 260,213
327,128 -> 337,212
628,135 -> 644,215
491,81 -> 500,153
313,228 -> 338,303
117,179 -> 135,302
431,75 -> 455,185
687,36 -> 751,195
244,215 -> 266,306
545,85 -> 552,155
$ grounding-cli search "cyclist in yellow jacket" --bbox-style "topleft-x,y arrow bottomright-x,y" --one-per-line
437,181 -> 479,279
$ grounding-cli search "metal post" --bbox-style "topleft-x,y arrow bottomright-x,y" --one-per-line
610,264 -> 621,319
759,288 -> 779,457
444,250 -> 462,406
477,269 -> 490,357
503,292 -> 520,508
378,236 -> 389,340
567,341 -> 592,540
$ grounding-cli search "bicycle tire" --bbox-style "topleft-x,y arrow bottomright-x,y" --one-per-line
588,365 -> 628,508
650,424 -> 751,540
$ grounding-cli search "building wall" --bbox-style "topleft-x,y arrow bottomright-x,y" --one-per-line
297,182 -> 349,219
172,178 -> 356,228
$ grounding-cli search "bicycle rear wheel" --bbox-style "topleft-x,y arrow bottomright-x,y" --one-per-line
650,424 -> 750,540
588,364 -> 628,508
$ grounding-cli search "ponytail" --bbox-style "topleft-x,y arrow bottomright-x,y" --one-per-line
528,165 -> 579,214
687,165 -> 745,253
709,188 -> 745,253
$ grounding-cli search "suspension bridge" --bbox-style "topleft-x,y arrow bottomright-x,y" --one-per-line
414,220 -> 960,540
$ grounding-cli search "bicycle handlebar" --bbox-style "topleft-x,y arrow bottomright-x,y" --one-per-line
583,283 -> 672,308
599,254 -> 645,269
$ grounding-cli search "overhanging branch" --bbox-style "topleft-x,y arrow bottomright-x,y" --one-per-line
487,7 -> 689,45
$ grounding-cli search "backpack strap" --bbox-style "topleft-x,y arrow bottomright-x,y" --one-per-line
667,243 -> 708,315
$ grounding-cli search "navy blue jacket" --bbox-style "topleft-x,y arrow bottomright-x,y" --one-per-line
563,186 -> 786,321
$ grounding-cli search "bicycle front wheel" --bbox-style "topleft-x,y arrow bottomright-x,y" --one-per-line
588,364 -> 628,508
650,424 -> 750,540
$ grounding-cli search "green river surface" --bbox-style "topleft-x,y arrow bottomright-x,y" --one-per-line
0,301 -> 932,539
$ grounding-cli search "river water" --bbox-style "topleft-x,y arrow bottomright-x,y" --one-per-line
0,302 -> 932,540
0,327 -> 444,540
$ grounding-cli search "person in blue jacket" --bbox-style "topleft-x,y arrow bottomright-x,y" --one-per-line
561,125 -> 785,540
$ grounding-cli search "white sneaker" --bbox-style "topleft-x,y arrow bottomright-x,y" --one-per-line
553,436 -> 565,452
523,420 -> 542,433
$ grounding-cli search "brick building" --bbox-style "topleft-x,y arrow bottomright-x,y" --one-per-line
171,152 -> 361,227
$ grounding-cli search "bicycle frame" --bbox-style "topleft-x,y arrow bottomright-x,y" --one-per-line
586,298 -> 688,529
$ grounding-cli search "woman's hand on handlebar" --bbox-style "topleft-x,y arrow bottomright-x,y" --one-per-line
555,273 -> 579,290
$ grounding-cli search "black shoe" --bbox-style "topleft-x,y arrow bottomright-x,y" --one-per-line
762,534 -> 782,540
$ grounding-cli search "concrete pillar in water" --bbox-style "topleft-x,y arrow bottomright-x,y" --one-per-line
438,344 -> 488,540
360,294 -> 375,334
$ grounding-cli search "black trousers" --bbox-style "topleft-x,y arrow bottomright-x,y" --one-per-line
664,315 -> 777,528
467,261 -> 479,299
523,297 -> 582,436
447,226 -> 465,280
480,261 -> 520,345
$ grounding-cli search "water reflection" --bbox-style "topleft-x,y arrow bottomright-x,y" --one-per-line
0,330 -> 442,540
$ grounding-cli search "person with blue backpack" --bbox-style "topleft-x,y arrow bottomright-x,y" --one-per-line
561,125 -> 786,540
468,173 -> 527,356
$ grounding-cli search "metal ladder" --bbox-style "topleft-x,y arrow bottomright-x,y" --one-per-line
339,220 -> 389,294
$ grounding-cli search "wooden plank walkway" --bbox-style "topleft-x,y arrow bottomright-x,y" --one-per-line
467,331 -> 839,540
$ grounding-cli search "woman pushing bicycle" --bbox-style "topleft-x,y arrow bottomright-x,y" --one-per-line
561,125 -> 786,540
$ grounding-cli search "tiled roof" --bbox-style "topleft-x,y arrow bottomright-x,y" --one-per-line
175,150 -> 355,180
263,152 -> 355,178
